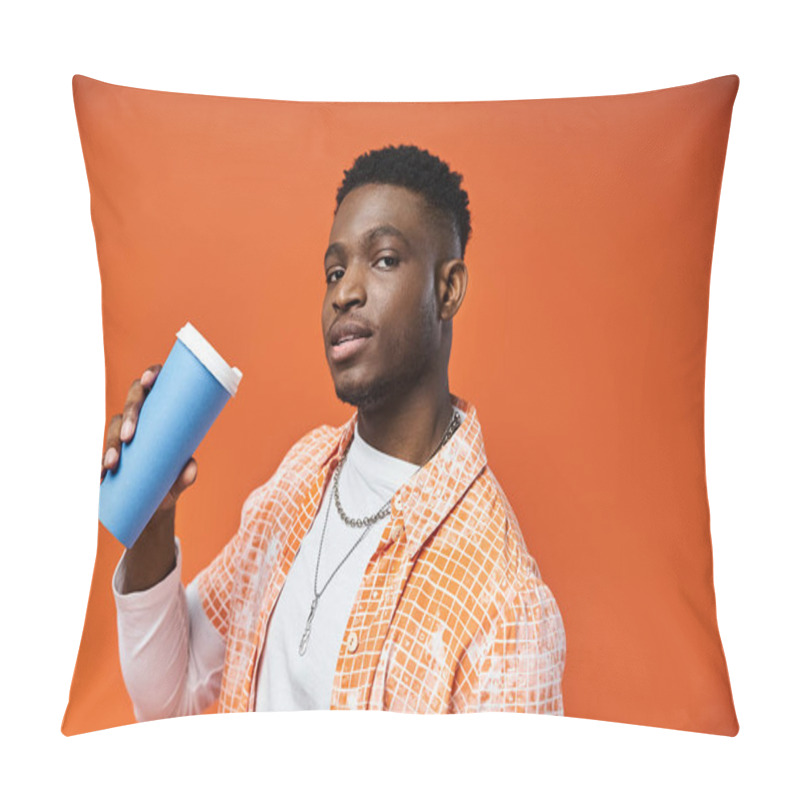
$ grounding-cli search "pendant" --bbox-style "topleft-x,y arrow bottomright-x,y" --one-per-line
298,596 -> 318,656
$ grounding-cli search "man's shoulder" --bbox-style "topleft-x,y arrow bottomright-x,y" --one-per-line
453,464 -> 522,539
411,464 -> 563,653
281,422 -> 343,467
241,421 -> 344,514
439,464 -> 545,591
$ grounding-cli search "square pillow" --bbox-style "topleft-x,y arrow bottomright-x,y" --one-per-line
63,73 -> 739,735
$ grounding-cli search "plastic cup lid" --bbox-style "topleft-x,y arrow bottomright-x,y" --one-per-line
176,322 -> 243,397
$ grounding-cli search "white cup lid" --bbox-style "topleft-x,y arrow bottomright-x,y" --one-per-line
176,322 -> 243,397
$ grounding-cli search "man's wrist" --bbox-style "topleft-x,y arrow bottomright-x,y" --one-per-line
119,507 -> 178,593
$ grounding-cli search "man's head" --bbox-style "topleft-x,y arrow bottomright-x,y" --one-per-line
322,144 -> 470,411
334,144 -> 472,259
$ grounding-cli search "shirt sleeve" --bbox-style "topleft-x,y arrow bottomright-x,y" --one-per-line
113,537 -> 227,722
452,574 -> 567,715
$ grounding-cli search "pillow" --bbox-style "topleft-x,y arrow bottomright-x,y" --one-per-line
63,73 -> 739,735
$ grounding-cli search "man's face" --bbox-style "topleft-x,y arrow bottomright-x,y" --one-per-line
322,183 -> 449,410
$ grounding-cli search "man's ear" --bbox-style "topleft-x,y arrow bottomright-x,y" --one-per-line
437,259 -> 468,322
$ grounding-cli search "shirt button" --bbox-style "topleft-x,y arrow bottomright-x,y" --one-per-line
346,632 -> 359,653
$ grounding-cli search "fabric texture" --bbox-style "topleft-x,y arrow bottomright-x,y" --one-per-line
64,74 -> 740,735
113,407 -> 476,715
199,395 -> 565,713
256,408 -> 453,711
112,540 -> 225,720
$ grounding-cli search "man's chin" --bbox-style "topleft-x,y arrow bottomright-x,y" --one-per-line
334,377 -> 392,410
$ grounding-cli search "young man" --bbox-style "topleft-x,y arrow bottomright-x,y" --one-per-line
108,144 -> 566,716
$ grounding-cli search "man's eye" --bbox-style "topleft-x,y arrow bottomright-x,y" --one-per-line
326,268 -> 344,284
376,256 -> 398,268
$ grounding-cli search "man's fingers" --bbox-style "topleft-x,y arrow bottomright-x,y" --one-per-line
102,413 -> 123,474
120,364 -> 163,444
101,364 -> 162,480
140,364 -> 162,390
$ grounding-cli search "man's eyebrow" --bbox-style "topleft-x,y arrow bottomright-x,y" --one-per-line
363,224 -> 410,248
324,224 -> 411,265
324,242 -> 346,264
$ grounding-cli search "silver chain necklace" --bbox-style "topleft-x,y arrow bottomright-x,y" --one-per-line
298,407 -> 461,656
333,407 -> 461,528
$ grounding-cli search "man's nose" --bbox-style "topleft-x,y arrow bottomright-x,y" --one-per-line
332,263 -> 367,312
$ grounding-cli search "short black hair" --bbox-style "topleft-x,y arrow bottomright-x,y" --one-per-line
335,144 -> 472,258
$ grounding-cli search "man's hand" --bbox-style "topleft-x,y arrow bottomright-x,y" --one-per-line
102,364 -> 199,593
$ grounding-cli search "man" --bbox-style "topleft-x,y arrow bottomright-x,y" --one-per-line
107,144 -> 566,717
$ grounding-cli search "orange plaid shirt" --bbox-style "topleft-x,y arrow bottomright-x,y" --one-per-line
197,393 -> 566,714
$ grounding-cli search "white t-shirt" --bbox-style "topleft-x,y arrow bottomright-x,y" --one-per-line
113,407 -> 463,718
254,418 -> 424,710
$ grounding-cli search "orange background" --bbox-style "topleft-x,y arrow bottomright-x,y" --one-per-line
63,74 -> 739,735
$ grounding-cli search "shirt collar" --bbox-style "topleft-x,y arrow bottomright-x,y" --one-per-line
325,393 -> 487,557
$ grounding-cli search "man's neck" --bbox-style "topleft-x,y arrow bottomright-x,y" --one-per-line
355,384 -> 454,467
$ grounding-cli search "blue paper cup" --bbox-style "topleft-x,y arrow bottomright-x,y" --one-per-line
99,322 -> 243,548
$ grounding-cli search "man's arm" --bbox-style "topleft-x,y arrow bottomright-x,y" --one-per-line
113,538 -> 226,721
113,476 -> 268,719
117,506 -> 179,594
112,423 -> 334,720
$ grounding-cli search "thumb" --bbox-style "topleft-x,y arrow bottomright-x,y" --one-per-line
176,458 -> 198,492
166,458 -> 198,504
156,459 -> 198,514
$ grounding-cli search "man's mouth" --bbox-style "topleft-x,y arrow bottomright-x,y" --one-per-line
330,333 -> 371,362
336,334 -> 365,344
